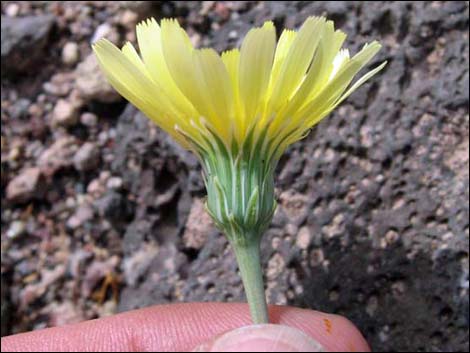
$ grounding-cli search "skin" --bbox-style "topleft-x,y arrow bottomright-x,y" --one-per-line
1,303 -> 370,352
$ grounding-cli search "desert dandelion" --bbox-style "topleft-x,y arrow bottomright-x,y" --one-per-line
93,16 -> 386,324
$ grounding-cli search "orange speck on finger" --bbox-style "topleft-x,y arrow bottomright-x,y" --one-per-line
347,341 -> 357,352
324,318 -> 333,334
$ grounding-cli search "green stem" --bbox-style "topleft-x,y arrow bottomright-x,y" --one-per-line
232,239 -> 269,324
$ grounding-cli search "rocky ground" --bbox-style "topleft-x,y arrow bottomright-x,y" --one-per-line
1,1 -> 469,351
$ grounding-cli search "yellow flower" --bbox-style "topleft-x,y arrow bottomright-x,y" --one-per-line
93,16 -> 386,325
93,17 -> 385,160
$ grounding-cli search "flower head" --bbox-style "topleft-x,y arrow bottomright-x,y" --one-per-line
93,16 -> 386,324
94,17 -> 384,159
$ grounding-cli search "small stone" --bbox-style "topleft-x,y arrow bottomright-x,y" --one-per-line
385,230 -> 400,245
6,167 -> 45,203
366,296 -> 379,317
279,190 -> 310,225
80,112 -> 98,127
5,3 -> 20,17
73,142 -> 100,172
66,204 -> 94,229
122,244 -> 159,286
46,301 -> 85,327
200,1 -> 215,15
20,265 -> 66,308
9,97 -> 31,119
190,33 -> 201,47
182,198 -> 214,249
62,42 -> 79,65
81,256 -> 119,297
94,191 -> 125,221
87,178 -> 105,196
1,15 -> 55,75
43,72 -> 74,97
91,23 -> 119,44
296,226 -> 311,250
7,221 -> 26,239
284,223 -> 298,237
309,249 -> 325,267
106,177 -> 123,190
99,170 -> 111,182
214,2 -> 230,21
8,147 -> 21,161
229,30 -> 238,39
52,99 -> 79,127
120,1 -> 153,17
38,136 -> 77,173
391,281 -> 406,298
329,290 -> 339,302
68,249 -> 93,278
119,10 -> 138,27
266,253 -> 285,279
91,23 -> 111,43
322,214 -> 346,238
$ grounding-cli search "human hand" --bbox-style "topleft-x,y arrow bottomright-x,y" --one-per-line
1,303 -> 370,352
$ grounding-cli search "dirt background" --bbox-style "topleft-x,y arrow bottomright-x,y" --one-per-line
1,1 -> 469,351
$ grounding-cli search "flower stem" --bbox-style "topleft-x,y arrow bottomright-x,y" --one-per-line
232,239 -> 269,324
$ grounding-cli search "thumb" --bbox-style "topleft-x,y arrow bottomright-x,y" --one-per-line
192,324 -> 325,352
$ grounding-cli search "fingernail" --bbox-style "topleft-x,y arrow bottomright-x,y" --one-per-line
193,324 -> 326,352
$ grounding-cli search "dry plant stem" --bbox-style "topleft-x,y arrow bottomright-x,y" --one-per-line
232,239 -> 269,324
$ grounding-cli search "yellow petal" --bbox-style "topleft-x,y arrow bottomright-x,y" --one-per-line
136,18 -> 196,118
93,39 -> 190,146
160,19 -> 212,121
268,17 -> 325,111
329,49 -> 350,81
267,29 -> 297,96
222,49 -> 243,141
297,41 -> 383,127
121,42 -> 150,77
300,22 -> 346,103
273,22 -> 346,132
334,61 -> 387,107
299,61 -> 387,133
238,21 -> 276,134
193,48 -> 234,141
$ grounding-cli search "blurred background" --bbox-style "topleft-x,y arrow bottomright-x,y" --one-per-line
1,1 -> 468,351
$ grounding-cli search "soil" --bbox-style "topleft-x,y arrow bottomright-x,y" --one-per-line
1,1 -> 469,351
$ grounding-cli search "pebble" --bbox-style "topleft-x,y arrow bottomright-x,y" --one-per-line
52,99 -> 79,127
62,42 -> 79,65
80,112 -> 98,127
90,23 -> 119,44
6,167 -> 45,203
9,98 -> 31,119
91,23 -> 111,43
67,204 -> 94,229
296,226 -> 311,250
182,198 -> 214,249
4,3 -> 20,17
119,10 -> 138,27
43,73 -> 75,97
73,142 -> 100,172
38,136 -> 78,173
87,178 -> 105,197
1,15 -> 55,75
106,177 -> 123,190
7,221 -> 26,239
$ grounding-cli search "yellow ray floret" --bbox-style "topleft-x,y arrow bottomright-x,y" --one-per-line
93,17 -> 386,157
